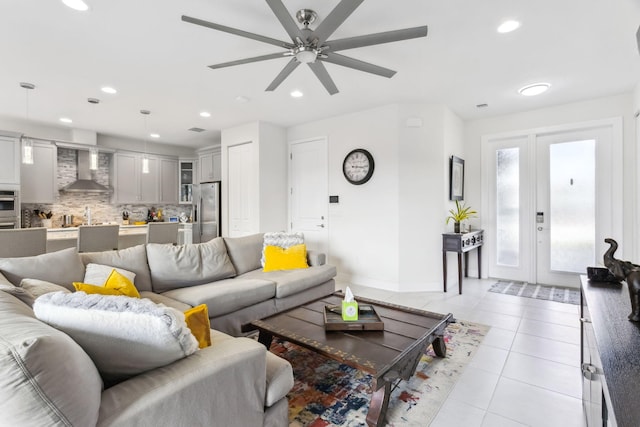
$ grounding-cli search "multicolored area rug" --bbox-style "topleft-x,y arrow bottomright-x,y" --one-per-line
489,281 -> 580,305
269,320 -> 489,427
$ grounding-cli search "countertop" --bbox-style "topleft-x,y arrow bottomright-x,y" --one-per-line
46,223 -> 191,240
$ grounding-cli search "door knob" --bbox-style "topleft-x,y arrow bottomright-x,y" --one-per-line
317,224 -> 325,228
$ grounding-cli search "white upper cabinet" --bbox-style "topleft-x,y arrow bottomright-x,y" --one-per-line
0,136 -> 20,185
113,152 -> 159,203
159,158 -> 178,204
198,148 -> 221,182
21,142 -> 57,203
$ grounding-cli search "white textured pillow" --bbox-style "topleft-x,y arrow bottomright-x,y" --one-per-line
33,292 -> 198,385
19,278 -> 71,299
83,263 -> 136,286
261,232 -> 305,267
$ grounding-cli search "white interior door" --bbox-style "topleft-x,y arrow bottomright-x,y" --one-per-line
227,142 -> 255,237
483,120 -> 621,287
289,137 -> 328,255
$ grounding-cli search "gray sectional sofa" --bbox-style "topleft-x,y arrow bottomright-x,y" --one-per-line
0,233 -> 337,427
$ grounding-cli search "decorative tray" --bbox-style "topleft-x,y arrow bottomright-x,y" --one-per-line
323,304 -> 384,331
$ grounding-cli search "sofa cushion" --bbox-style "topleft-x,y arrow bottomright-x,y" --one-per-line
83,262 -> 136,286
223,233 -> 264,275
265,351 -> 294,407
147,238 -> 236,292
0,247 -> 85,291
0,282 -> 35,307
80,244 -> 152,292
19,278 -> 71,299
33,292 -> 199,386
261,231 -> 304,267
139,290 -> 192,311
161,278 -> 276,317
239,264 -> 337,298
0,290 -> 103,427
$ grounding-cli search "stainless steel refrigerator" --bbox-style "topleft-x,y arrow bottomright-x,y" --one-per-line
191,181 -> 220,243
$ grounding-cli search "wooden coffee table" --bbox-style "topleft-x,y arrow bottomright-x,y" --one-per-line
251,293 -> 454,427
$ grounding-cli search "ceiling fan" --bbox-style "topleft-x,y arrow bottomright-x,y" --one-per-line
181,0 -> 428,95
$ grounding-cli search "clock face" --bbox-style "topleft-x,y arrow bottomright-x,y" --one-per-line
343,149 -> 374,185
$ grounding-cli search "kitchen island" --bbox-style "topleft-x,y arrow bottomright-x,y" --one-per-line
45,223 -> 192,252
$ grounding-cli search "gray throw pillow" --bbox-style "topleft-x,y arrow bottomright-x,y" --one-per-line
223,233 -> 264,275
19,278 -> 71,299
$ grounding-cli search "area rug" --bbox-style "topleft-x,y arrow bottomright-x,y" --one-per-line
269,320 -> 489,427
489,281 -> 580,305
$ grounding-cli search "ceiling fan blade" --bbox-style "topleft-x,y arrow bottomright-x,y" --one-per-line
182,15 -> 292,49
265,0 -> 305,42
307,62 -> 339,95
321,53 -> 396,78
208,52 -> 288,70
266,58 -> 301,91
326,26 -> 428,52
312,0 -> 364,45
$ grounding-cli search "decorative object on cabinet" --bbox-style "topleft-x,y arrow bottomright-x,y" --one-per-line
179,159 -> 196,204
449,155 -> 464,201
603,238 -> 640,321
445,200 -> 477,234
342,148 -> 374,185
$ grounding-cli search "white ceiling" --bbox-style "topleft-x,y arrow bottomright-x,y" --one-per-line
1,0 -> 639,148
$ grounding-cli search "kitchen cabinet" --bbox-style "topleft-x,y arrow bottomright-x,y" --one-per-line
198,149 -> 221,183
0,136 -> 20,185
21,142 -> 57,203
179,159 -> 196,204
159,158 -> 178,204
113,152 -> 159,203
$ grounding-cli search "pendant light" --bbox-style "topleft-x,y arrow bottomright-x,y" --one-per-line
140,109 -> 150,174
20,82 -> 35,165
88,98 -> 100,170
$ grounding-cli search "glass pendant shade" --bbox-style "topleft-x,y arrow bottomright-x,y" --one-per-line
142,155 -> 150,174
21,138 -> 34,165
89,147 -> 98,170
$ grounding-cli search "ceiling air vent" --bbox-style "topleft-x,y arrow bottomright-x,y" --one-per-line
188,127 -> 206,133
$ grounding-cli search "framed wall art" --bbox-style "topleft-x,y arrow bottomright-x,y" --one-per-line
449,156 -> 465,201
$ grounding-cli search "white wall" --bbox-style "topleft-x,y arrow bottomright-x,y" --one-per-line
288,104 -> 463,292
465,92 -> 637,266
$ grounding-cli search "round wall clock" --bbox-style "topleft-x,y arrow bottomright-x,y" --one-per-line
342,149 -> 374,185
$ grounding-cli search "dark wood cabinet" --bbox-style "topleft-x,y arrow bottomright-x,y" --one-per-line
442,230 -> 483,294
580,275 -> 640,427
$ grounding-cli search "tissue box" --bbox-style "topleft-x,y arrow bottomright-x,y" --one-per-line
342,301 -> 359,321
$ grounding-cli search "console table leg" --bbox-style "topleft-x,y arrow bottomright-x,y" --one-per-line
464,252 -> 469,277
457,253 -> 463,294
366,380 -> 391,427
478,246 -> 482,279
442,251 -> 447,292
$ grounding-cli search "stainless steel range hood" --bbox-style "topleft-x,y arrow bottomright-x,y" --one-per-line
62,150 -> 111,193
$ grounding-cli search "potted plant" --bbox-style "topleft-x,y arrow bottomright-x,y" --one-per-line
446,200 -> 477,233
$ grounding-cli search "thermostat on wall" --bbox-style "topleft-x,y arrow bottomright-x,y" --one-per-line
329,195 -> 339,203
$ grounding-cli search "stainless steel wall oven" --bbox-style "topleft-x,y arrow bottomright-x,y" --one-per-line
0,190 -> 19,229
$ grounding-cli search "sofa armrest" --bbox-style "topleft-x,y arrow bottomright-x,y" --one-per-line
0,271 -> 13,287
97,337 -> 267,427
307,250 -> 326,266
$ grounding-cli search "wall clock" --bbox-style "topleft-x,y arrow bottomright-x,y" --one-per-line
343,149 -> 374,185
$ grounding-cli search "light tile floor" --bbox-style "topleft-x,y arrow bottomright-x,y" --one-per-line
336,278 -> 585,427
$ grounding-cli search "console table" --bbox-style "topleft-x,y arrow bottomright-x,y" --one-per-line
442,229 -> 483,294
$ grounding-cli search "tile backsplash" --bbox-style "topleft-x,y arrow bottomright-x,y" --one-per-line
22,148 -> 190,228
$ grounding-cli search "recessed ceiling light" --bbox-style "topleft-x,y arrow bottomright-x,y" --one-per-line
101,86 -> 117,94
199,111 -> 211,118
150,133 -> 160,138
290,90 -> 304,98
62,0 -> 89,11
518,82 -> 551,96
59,117 -> 73,124
497,20 -> 521,33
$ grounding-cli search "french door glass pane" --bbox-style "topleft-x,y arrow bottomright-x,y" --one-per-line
549,140 -> 595,273
496,148 -> 519,266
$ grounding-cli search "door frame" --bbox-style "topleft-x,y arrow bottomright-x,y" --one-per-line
481,117 -> 623,285
288,136 -> 329,256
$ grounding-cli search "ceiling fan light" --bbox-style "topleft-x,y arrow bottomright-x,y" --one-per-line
518,82 -> 551,96
290,90 -> 304,98
295,50 -> 316,64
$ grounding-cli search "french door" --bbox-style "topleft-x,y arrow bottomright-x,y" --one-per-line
483,120 -> 622,287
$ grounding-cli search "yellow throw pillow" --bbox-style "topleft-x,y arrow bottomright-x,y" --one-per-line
73,269 -> 140,298
184,304 -> 211,349
263,244 -> 309,272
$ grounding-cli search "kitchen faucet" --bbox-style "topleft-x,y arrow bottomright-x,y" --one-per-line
84,206 -> 91,226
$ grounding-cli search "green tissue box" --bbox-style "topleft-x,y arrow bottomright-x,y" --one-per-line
342,301 -> 358,321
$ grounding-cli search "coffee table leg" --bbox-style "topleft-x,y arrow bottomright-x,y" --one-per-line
366,380 -> 391,427
432,336 -> 447,358
257,330 -> 273,349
